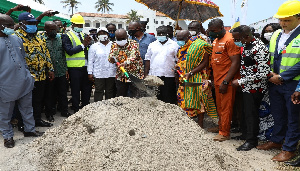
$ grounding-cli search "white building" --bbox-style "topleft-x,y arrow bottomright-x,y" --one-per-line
249,17 -> 279,34
78,9 -> 175,35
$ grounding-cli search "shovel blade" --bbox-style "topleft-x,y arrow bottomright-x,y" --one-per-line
182,82 -> 203,87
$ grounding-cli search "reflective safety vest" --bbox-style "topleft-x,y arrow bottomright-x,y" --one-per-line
65,31 -> 86,67
269,29 -> 300,81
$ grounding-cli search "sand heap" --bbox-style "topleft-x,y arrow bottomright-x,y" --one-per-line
6,97 -> 249,171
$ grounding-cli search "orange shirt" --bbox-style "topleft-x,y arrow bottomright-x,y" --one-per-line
211,31 -> 241,85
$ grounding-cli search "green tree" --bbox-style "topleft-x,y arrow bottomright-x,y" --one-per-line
60,0 -> 81,15
33,0 -> 44,4
126,10 -> 142,24
95,0 -> 114,14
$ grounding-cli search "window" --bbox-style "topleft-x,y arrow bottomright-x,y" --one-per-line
85,23 -> 90,27
161,21 -> 164,24
156,21 -> 158,24
126,26 -> 128,30
147,18 -> 149,22
118,24 -> 122,29
154,19 -> 155,23
96,23 -> 100,28
169,22 -> 172,25
147,26 -> 149,29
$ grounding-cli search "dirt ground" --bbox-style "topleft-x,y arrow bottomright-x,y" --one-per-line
0,95 -> 298,171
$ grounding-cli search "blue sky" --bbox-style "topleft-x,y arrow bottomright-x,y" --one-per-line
45,0 -> 287,28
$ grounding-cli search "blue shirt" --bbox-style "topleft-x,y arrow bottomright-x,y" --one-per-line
296,80 -> 300,92
130,33 -> 156,62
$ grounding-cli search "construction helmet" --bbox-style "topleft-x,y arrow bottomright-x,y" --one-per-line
70,14 -> 85,24
274,0 -> 300,18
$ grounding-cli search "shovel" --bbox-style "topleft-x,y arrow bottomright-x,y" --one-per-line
175,69 -> 203,87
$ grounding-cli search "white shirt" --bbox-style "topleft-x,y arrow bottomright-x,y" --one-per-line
145,39 -> 179,77
87,41 -> 116,78
277,24 -> 300,53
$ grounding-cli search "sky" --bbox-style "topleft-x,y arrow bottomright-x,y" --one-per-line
44,0 -> 288,28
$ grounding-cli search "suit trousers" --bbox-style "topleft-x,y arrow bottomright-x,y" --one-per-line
215,85 -> 236,137
68,67 -> 92,112
116,80 -> 138,97
94,77 -> 116,102
0,91 -> 35,139
157,76 -> 177,104
32,80 -> 46,121
269,81 -> 300,152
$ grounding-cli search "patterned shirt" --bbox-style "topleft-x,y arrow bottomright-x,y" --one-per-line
238,38 -> 271,93
108,39 -> 144,82
15,29 -> 54,81
38,32 -> 67,77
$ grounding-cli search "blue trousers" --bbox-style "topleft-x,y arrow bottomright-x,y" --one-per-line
0,91 -> 35,139
269,81 -> 300,151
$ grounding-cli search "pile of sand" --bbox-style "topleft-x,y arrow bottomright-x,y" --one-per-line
6,97 -> 251,170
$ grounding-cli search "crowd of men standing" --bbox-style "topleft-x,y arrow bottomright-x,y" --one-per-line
0,0 -> 300,167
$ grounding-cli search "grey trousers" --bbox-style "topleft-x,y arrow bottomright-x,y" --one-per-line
94,77 -> 116,102
0,91 -> 35,139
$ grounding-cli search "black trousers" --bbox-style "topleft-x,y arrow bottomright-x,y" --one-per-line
94,77 -> 116,102
116,80 -> 138,97
157,76 -> 177,104
68,67 -> 92,112
243,92 -> 264,144
45,75 -> 69,115
32,80 -> 46,121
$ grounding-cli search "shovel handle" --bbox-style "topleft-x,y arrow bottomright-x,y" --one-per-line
176,70 -> 188,82
115,61 -> 129,78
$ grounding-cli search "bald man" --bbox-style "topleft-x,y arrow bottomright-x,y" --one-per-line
39,21 -> 70,122
128,22 -> 156,64
108,28 -> 144,97
0,14 -> 42,148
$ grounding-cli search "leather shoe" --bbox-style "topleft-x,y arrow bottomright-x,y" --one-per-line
23,131 -> 44,137
35,119 -> 53,127
284,154 -> 300,166
4,138 -> 15,148
256,141 -> 282,150
236,142 -> 257,151
272,151 -> 296,162
231,135 -> 246,140
46,115 -> 54,122
61,112 -> 72,117
18,125 -> 24,132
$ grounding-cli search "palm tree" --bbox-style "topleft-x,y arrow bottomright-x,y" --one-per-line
95,0 -> 114,14
60,0 -> 81,15
34,0 -> 44,4
126,10 -> 142,24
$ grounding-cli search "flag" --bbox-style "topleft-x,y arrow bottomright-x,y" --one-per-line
241,0 -> 248,25
231,0 -> 237,26
231,17 -> 240,30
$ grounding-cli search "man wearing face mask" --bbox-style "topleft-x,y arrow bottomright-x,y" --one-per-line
144,26 -> 179,104
106,23 -> 116,41
14,12 -> 54,128
61,14 -> 92,113
0,14 -> 43,148
128,22 -> 156,64
89,28 -> 98,44
88,27 -> 116,101
108,29 -> 144,97
208,18 -> 241,142
188,21 -> 208,41
39,21 -> 70,122
53,19 -> 66,34
176,30 -> 217,127
231,26 -> 271,151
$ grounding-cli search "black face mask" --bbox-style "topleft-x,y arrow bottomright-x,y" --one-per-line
128,29 -> 139,36
47,30 -> 57,38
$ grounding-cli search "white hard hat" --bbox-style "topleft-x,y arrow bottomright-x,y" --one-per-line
97,27 -> 109,33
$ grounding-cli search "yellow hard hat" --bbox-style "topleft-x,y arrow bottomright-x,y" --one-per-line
70,14 -> 85,24
274,0 -> 300,18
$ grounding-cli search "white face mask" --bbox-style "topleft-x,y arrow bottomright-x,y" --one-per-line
189,31 -> 197,36
99,35 -> 108,42
264,32 -> 273,41
116,39 -> 128,46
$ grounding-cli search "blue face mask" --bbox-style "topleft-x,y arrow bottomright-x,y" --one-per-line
177,40 -> 186,47
25,25 -> 37,33
109,32 -> 115,38
234,41 -> 244,47
1,26 -> 15,35
73,27 -> 83,33
56,33 -> 61,39
157,36 -> 167,42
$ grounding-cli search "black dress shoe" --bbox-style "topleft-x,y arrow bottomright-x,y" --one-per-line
46,115 -> 54,122
4,138 -> 15,148
231,135 -> 246,140
61,112 -> 72,117
236,142 -> 257,151
23,131 -> 44,137
18,125 -> 24,132
230,127 -> 241,133
35,119 -> 53,127
284,154 -> 300,167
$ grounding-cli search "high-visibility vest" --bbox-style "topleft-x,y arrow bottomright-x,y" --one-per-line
269,29 -> 300,81
65,31 -> 86,67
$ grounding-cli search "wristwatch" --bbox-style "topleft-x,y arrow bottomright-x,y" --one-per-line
278,75 -> 284,82
222,80 -> 229,85
189,71 -> 193,76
